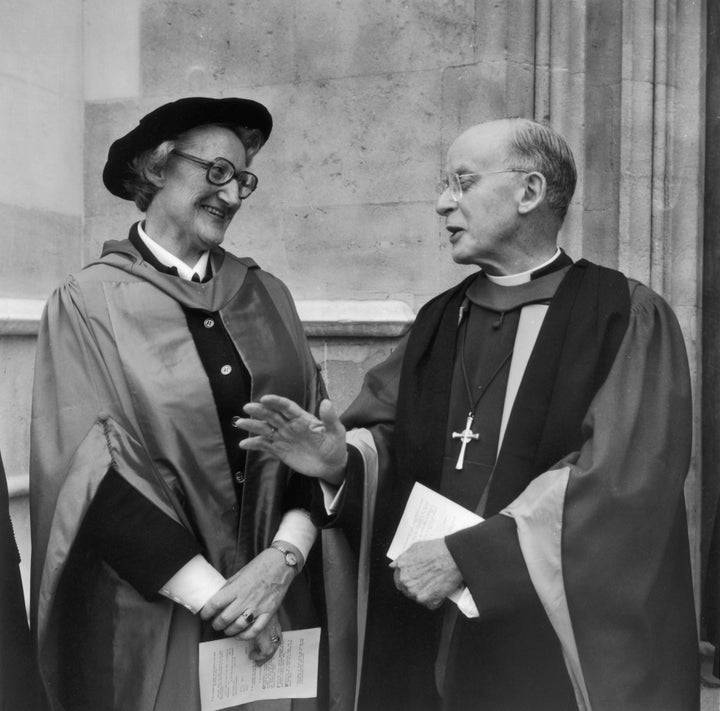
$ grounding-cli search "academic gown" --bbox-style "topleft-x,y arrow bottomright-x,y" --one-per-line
30,232 -> 328,711
320,259 -> 698,711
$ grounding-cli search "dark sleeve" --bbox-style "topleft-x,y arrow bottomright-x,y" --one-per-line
308,339 -> 406,551
310,444 -> 366,554
445,514 -> 538,619
80,468 -> 201,600
282,469 -> 315,513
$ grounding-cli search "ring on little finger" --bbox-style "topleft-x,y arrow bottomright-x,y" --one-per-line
270,633 -> 280,644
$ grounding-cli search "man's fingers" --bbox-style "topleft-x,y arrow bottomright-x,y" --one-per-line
257,394 -> 308,420
239,434 -> 274,452
244,396 -> 339,432
239,407 -> 291,433
242,401 -> 325,435
233,416 -> 272,436
244,395 -> 308,425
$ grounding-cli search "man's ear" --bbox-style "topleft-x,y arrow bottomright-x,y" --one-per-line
517,172 -> 547,215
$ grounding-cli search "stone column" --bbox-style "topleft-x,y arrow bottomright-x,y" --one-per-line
540,0 -> 704,594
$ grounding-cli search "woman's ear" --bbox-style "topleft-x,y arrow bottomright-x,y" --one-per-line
517,172 -> 547,215
144,162 -> 165,189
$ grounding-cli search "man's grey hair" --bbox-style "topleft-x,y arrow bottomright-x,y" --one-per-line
504,119 -> 577,221
123,124 -> 265,212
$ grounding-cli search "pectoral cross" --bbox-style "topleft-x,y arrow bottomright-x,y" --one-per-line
452,413 -> 479,470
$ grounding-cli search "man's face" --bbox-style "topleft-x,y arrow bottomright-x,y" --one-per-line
436,124 -> 527,274
151,125 -> 247,259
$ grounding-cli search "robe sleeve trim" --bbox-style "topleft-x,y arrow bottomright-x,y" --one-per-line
502,466 -> 591,710
81,468 -> 201,600
345,428 -> 379,711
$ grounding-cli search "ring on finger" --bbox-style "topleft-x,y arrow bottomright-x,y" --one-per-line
265,425 -> 278,443
241,609 -> 255,625
270,633 -> 280,644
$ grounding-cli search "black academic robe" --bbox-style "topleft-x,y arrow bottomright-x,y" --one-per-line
321,259 -> 698,711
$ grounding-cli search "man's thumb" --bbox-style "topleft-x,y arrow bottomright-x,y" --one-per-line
318,398 -> 341,430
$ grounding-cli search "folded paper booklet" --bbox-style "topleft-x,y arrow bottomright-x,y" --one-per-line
387,482 -> 483,616
199,627 -> 321,711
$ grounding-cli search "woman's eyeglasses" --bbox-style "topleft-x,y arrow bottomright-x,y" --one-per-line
171,150 -> 258,198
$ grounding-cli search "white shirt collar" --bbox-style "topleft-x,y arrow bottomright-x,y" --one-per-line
137,222 -> 210,282
486,247 -> 562,287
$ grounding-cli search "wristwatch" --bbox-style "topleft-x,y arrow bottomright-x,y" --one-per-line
270,542 -> 299,572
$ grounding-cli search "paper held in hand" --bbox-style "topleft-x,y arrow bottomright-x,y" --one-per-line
387,482 -> 483,617
199,627 -> 321,711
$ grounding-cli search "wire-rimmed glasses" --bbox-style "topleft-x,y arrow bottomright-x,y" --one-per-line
437,170 -> 529,201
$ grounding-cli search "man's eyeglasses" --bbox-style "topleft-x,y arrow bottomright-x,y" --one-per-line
437,170 -> 529,202
171,150 -> 258,198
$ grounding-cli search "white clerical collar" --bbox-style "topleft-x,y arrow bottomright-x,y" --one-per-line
486,247 -> 562,287
137,222 -> 210,282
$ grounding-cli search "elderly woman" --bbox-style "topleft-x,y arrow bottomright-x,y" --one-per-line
29,97 -> 328,711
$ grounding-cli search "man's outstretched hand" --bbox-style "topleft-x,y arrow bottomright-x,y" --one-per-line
237,395 -> 348,486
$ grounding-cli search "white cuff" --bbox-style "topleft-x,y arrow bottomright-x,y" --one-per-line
159,555 -> 226,614
319,479 -> 346,514
451,586 -> 480,618
273,509 -> 317,565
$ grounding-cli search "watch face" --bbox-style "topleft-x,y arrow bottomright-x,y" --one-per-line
286,552 -> 298,567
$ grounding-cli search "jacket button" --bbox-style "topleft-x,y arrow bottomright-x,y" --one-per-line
234,471 -> 246,484
220,365 -> 232,375
231,415 -> 242,428
203,318 -> 215,328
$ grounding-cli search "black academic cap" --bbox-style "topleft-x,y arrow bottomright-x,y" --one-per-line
102,96 -> 272,199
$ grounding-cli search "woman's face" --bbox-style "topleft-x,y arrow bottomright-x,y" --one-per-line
148,124 -> 248,261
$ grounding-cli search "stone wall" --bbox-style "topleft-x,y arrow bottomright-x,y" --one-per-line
0,1 -> 84,299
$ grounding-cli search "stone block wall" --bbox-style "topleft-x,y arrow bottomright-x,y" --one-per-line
0,1 -> 84,300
